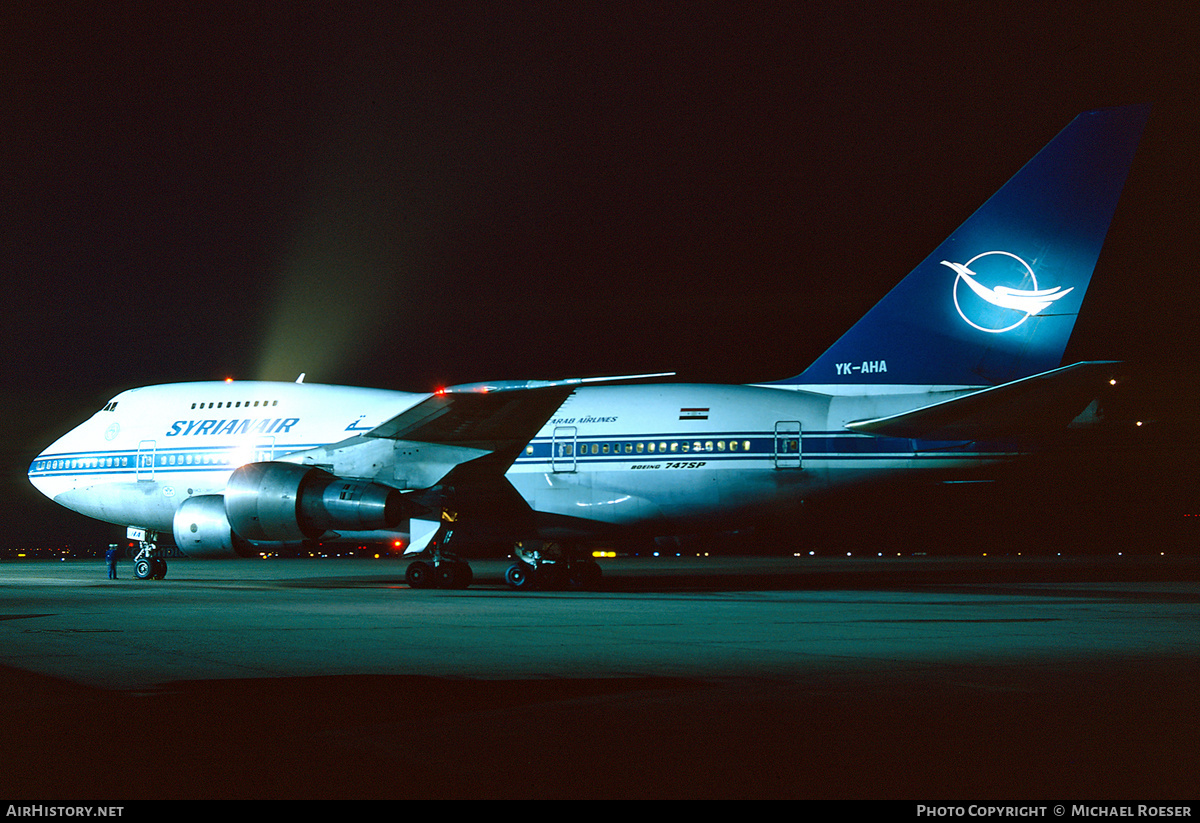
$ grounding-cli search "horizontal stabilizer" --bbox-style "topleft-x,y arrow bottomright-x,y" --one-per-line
844,362 -> 1121,440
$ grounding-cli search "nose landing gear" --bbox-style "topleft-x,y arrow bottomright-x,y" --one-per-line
131,533 -> 168,579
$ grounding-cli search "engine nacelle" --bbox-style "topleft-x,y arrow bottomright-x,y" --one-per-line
224,461 -> 406,543
172,494 -> 255,558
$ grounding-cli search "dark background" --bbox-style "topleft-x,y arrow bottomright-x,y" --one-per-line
4,3 -> 1198,551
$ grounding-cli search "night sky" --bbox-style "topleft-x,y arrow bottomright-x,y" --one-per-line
4,4 -> 1199,548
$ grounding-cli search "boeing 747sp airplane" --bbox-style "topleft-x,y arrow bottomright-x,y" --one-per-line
29,105 -> 1149,588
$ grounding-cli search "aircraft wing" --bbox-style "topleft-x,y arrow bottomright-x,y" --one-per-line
364,385 -> 575,458
844,362 -> 1122,440
287,374 -> 671,498
356,375 -> 668,537
363,372 -> 670,455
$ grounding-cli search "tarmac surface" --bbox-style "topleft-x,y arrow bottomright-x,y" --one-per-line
1,554 -> 1198,799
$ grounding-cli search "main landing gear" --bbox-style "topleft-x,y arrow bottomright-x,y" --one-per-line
401,525 -> 603,591
404,555 -> 473,589
504,541 -> 602,591
397,513 -> 602,592
403,517 -> 473,589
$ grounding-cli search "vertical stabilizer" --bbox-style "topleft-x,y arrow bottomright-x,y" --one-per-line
779,105 -> 1149,389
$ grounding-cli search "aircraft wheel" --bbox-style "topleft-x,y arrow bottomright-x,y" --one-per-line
534,564 -> 566,590
405,561 -> 435,589
567,559 -> 601,590
151,559 -> 167,579
134,558 -> 153,580
504,561 -> 535,589
438,560 -> 473,589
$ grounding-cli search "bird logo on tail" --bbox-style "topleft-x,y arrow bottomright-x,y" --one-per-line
942,251 -> 1074,334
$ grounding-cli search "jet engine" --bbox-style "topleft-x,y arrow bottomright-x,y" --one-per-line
224,461 -> 406,543
172,494 -> 255,558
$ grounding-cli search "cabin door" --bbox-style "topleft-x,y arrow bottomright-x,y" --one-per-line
774,421 -> 801,469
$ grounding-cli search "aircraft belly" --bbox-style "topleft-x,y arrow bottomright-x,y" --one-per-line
54,483 -> 177,531
510,466 -> 815,527
511,471 -> 658,525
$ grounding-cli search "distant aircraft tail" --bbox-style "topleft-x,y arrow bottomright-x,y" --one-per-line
777,105 -> 1149,390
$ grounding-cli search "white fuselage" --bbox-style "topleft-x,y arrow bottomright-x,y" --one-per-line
29,379 -> 997,543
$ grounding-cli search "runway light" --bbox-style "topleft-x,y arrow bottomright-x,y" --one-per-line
225,377 -> 234,383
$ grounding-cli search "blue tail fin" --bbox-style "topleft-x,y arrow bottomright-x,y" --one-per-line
779,105 -> 1149,389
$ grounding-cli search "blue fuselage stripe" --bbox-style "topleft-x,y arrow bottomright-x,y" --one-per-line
30,432 -> 1016,478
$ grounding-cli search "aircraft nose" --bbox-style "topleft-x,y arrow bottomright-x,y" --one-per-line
28,449 -> 54,499
28,429 -> 76,502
